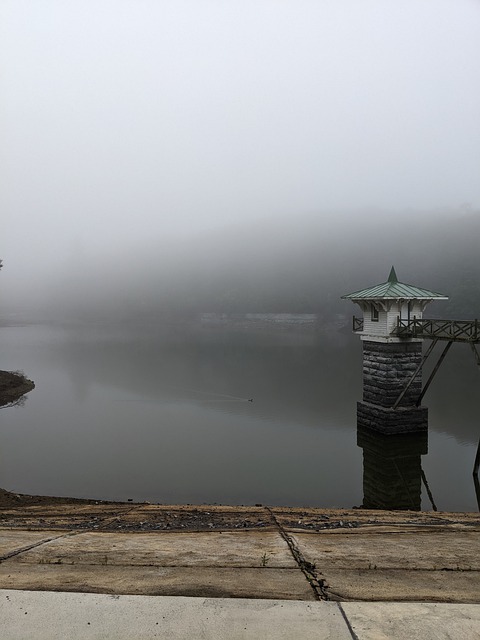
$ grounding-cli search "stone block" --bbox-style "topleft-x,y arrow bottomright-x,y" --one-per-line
357,402 -> 428,435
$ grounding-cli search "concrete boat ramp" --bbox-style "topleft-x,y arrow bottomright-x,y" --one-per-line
1,501 -> 480,638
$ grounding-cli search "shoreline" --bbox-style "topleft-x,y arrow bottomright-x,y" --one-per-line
0,370 -> 35,408
0,487 -> 116,509
1,486 -> 479,530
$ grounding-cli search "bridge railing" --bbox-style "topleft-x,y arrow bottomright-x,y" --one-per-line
394,318 -> 480,342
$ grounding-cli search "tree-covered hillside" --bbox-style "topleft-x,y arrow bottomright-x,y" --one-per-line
10,208 -> 480,324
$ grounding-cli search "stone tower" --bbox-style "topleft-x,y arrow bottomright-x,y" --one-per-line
342,267 -> 448,434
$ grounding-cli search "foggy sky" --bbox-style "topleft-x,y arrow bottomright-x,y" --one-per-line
1,1 -> 480,315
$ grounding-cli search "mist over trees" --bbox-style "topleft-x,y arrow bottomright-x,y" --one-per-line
2,2 -> 479,328
10,207 -> 474,325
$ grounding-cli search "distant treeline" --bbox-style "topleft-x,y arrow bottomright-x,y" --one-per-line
143,209 -> 480,321
46,208 -> 480,324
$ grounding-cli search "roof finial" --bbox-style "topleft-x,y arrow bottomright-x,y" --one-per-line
388,266 -> 398,283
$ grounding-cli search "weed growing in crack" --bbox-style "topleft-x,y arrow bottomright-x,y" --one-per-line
260,553 -> 270,567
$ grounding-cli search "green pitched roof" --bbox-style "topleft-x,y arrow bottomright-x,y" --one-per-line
342,267 -> 448,301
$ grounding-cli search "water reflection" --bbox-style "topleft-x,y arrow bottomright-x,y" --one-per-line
357,424 -> 428,510
0,323 -> 478,509
357,409 -> 480,512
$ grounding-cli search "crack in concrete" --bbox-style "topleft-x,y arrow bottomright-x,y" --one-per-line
337,602 -> 360,640
265,507 -> 329,601
0,508 -> 140,563
0,532 -> 75,562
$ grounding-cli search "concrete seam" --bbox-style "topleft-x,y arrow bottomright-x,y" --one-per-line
265,507 -> 328,601
337,602 -> 360,640
0,532 -> 74,562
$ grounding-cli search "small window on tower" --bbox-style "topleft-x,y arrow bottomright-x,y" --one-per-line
371,305 -> 379,322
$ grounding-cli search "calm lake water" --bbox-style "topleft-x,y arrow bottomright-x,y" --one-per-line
1,321 -> 479,511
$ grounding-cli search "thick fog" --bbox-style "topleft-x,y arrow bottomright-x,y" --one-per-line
1,1 -> 480,321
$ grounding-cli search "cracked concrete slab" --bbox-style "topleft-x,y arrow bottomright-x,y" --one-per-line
0,565 -> 315,599
342,602 -> 480,639
0,591 -> 350,640
0,531 -> 64,559
291,530 -> 480,570
291,530 -> 480,603
7,530 -> 297,568
2,505 -> 480,603
324,569 -> 480,603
